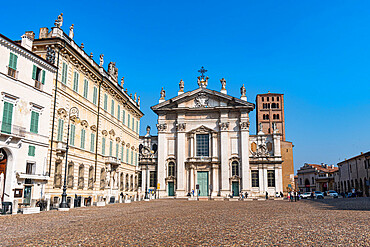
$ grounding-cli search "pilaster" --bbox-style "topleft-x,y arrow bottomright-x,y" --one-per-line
219,120 -> 230,197
240,120 -> 251,193
176,122 -> 186,197
156,122 -> 167,197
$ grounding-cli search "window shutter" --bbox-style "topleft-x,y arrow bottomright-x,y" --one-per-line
117,105 -> 120,120
41,70 -> 45,84
90,133 -> 95,152
57,119 -> 64,141
80,129 -> 85,149
126,148 -> 129,162
111,100 -> 114,115
13,54 -> 18,70
102,137 -> 106,155
93,87 -> 97,104
1,102 -> 13,134
83,79 -> 88,98
30,111 -> 39,133
122,110 -> 125,124
109,140 -> 113,156
9,53 -> 14,69
70,124 -> 75,146
116,143 -> 119,158
121,145 -> 124,161
104,94 -> 108,110
32,65 -> 37,80
131,150 -> 133,165
28,145 -> 35,156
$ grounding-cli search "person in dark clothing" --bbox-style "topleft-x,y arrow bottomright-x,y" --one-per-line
245,192 -> 248,199
280,191 -> 283,198
265,191 -> 268,199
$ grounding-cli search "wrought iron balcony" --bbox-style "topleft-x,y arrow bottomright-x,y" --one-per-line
34,80 -> 43,90
104,156 -> 120,166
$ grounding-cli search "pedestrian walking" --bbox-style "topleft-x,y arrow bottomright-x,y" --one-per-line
245,191 -> 248,199
294,191 -> 297,202
265,191 -> 268,200
280,191 -> 283,198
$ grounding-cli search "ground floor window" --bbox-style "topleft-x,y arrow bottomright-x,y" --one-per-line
267,170 -> 275,187
251,170 -> 259,187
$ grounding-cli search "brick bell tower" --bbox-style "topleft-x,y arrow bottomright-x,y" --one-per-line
255,92 -> 285,140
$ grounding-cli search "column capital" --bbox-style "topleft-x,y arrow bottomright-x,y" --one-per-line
219,122 -> 229,131
239,121 -> 250,131
156,123 -> 167,132
176,123 -> 186,132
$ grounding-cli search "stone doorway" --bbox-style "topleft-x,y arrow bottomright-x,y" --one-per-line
197,171 -> 208,196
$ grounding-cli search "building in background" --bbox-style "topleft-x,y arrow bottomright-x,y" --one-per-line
138,126 -> 158,198
256,92 -> 294,193
0,32 -> 56,209
335,151 -> 369,197
28,14 -> 143,208
296,163 -> 338,192
150,75 -> 283,199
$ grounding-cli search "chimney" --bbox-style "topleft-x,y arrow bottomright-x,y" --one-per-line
21,31 -> 35,51
39,27 -> 49,39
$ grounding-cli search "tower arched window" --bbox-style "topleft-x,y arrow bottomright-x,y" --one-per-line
277,103 -> 279,108
277,114 -> 280,120
271,103 -> 276,108
266,114 -> 269,120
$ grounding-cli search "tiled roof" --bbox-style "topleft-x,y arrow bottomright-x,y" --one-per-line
308,164 -> 338,173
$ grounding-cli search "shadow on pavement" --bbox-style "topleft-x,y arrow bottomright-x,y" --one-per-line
302,197 -> 370,211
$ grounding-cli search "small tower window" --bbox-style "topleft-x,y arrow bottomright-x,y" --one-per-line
262,97 -> 264,102
272,97 -> 274,101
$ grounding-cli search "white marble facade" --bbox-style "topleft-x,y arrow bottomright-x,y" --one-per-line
150,77 -> 283,198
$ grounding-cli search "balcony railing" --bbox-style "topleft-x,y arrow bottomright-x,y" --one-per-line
34,80 -> 43,90
7,66 -> 18,79
0,121 -> 26,137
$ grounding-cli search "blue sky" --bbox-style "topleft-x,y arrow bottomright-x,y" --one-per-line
1,1 -> 369,171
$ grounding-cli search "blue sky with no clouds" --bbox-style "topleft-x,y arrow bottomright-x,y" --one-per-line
1,1 -> 369,171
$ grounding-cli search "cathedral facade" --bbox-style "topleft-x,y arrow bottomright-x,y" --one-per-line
144,76 -> 283,199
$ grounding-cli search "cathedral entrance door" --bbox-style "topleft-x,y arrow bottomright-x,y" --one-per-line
232,181 -> 239,196
197,171 -> 208,196
168,182 -> 175,196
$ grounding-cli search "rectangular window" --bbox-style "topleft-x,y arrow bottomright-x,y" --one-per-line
28,145 -> 35,156
57,119 -> 64,141
132,118 -> 134,130
121,145 -> 124,161
30,111 -> 39,133
126,148 -> 129,163
251,171 -> 259,187
135,152 -> 137,165
83,79 -> 89,98
102,137 -> 106,155
267,170 -> 275,187
117,105 -> 121,120
109,140 -> 113,156
136,121 -> 139,133
131,150 -> 133,165
93,87 -> 98,105
61,62 -> 68,84
103,94 -> 108,110
8,52 -> 18,78
1,102 -> 13,134
26,162 -> 36,175
116,143 -> 119,158
90,133 -> 95,152
196,134 -> 209,157
80,129 -> 86,149
127,114 -> 131,128
122,110 -> 126,125
73,72 -> 79,92
32,65 -> 45,85
111,100 -> 115,116
150,171 -> 157,187
70,124 -> 76,146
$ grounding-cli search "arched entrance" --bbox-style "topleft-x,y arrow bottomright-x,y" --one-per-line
304,179 -> 310,192
0,148 -> 8,202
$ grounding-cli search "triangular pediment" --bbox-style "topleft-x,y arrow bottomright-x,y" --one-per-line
189,125 -> 215,134
151,87 -> 254,112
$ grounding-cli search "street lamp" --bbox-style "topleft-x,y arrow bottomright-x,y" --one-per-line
59,107 -> 79,211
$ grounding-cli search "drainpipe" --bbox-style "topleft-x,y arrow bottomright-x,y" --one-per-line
48,41 -> 65,175
94,78 -> 102,182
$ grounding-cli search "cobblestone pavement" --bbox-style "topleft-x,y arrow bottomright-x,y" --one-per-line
0,198 -> 369,246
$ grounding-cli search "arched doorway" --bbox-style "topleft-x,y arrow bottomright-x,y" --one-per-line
0,148 -> 8,202
304,179 -> 310,192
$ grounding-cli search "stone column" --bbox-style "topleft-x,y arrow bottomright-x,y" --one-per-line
190,133 -> 194,157
176,123 -> 186,197
157,122 -> 167,197
219,121 -> 230,197
212,132 -> 218,158
142,167 -> 147,194
276,167 -> 283,193
190,166 -> 194,193
240,120 -> 251,193
212,165 -> 219,197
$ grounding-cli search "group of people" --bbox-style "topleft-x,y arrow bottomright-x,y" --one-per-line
287,191 -> 300,202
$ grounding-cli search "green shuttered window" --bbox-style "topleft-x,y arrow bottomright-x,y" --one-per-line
90,133 -> 95,152
83,79 -> 89,98
9,53 -> 18,70
102,137 -> 106,155
30,111 -> 39,133
70,124 -> 76,146
126,148 -> 129,163
117,105 -> 120,120
93,87 -> 98,105
1,102 -> 13,134
127,114 -> 130,128
109,140 -> 113,156
57,119 -> 64,141
122,110 -> 125,125
80,129 -> 86,149
121,145 -> 124,161
28,145 -> 35,156
103,94 -> 108,110
116,143 -> 119,158
61,62 -> 68,84
111,100 -> 115,116
73,72 -> 79,92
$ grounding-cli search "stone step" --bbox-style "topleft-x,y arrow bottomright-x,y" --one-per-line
23,207 -> 40,214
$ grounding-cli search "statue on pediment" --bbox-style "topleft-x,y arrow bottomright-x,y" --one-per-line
99,54 -> 104,67
108,62 -> 118,81
54,13 -> 63,28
